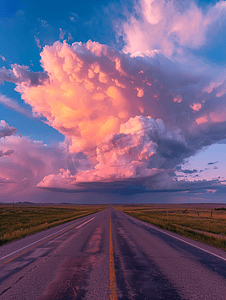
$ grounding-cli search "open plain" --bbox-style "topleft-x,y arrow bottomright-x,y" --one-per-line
0,205 -> 226,299
0,204 -> 107,246
115,203 -> 226,250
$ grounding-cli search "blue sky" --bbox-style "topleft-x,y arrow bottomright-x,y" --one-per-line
0,0 -> 226,203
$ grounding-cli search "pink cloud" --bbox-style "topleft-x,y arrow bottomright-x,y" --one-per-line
1,0 -> 226,197
210,110 -> 226,123
202,80 -> 224,93
40,19 -> 49,28
173,95 -> 182,103
135,87 -> 144,97
0,64 -> 49,86
59,28 -> 67,40
1,38 -> 226,192
0,93 -> 33,117
4,40 -> 211,159
0,127 -> 67,197
68,32 -> 73,41
0,55 -> 6,61
196,115 -> 208,125
36,169 -> 75,189
119,0 -> 226,62
35,36 -> 42,50
0,120 -> 17,138
190,103 -> 202,112
121,0 -> 210,58
4,40 -> 225,160
37,115 -> 186,189
9,41 -> 151,152
0,149 -> 14,157
206,189 -> 217,193
0,175 -> 16,184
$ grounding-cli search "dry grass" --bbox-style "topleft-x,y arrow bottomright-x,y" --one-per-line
0,204 -> 107,246
114,204 -> 226,250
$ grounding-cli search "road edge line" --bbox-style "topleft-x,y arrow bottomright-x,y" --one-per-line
76,217 -> 95,229
0,215 -> 96,262
131,215 -> 226,262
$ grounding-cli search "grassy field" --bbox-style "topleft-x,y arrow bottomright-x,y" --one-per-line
0,204 -> 107,246
114,204 -> 226,250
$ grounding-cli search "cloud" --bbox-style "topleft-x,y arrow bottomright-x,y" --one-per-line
0,149 -> 14,157
0,55 -> 6,62
37,170 -> 179,194
40,19 -> 49,28
68,32 -> 73,41
37,178 -> 168,195
205,189 -> 217,193
59,28 -> 67,40
176,166 -> 198,174
0,176 -> 16,184
2,40 -> 151,152
35,36 -> 42,50
70,16 -> 75,22
119,0 -> 226,61
1,35 -> 226,192
0,64 -> 49,87
0,39 -> 216,154
0,93 -> 33,117
190,103 -> 202,112
119,0 -> 207,58
0,127 -> 67,197
207,161 -> 218,165
37,115 -> 188,189
0,120 -> 17,138
38,174 -> 226,195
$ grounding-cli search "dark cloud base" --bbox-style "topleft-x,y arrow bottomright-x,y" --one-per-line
38,186 -> 191,195
37,177 -> 226,195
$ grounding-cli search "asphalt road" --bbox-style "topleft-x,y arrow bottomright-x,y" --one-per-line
0,206 -> 226,299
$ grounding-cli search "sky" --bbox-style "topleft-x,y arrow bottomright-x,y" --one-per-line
1,0 -> 226,203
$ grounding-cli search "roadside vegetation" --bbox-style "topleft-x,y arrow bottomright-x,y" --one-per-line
0,204 -> 107,246
115,204 -> 226,250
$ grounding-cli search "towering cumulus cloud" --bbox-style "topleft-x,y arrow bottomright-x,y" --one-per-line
37,115 -> 187,189
1,0 -> 226,192
15,40 -> 146,152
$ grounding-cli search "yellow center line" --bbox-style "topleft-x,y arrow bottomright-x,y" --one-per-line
109,214 -> 117,300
